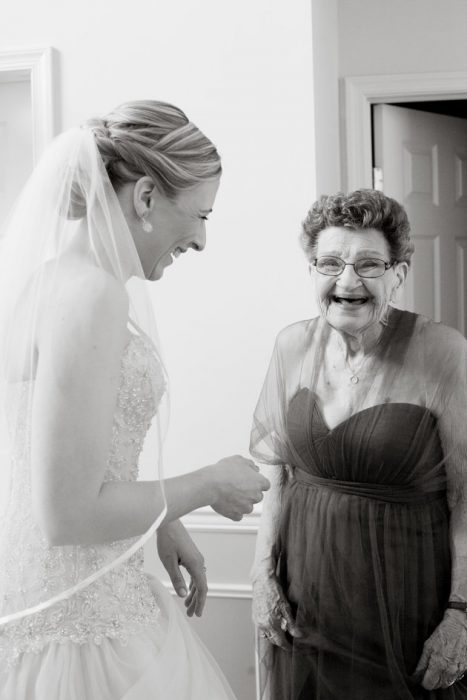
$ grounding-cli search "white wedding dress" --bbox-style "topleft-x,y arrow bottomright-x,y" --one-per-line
0,329 -> 236,700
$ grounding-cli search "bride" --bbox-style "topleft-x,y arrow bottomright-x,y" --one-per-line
0,100 -> 269,699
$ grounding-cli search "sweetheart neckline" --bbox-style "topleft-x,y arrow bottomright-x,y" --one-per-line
291,388 -> 433,434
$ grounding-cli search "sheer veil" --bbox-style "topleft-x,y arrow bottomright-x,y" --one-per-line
0,127 -> 168,625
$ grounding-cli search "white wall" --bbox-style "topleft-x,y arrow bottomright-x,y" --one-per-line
145,3 -> 317,478
338,0 -> 467,77
311,0 -> 341,195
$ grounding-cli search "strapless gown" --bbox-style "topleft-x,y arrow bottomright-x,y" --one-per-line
267,391 -> 467,700
0,330 -> 235,700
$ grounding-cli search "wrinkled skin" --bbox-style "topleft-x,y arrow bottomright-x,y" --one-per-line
253,575 -> 467,688
415,610 -> 467,689
252,572 -> 302,650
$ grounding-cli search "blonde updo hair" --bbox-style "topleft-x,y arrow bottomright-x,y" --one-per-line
82,99 -> 221,200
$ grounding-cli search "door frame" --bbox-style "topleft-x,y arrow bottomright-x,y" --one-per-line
343,72 -> 467,191
0,47 -> 56,162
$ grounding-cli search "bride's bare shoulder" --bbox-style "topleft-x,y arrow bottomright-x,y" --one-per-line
38,258 -> 129,343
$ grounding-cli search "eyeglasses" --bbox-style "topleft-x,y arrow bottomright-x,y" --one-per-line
312,256 -> 394,279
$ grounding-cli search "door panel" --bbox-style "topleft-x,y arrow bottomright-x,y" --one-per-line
373,103 -> 467,333
0,79 -> 33,228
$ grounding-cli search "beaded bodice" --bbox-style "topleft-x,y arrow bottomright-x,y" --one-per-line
0,331 -> 166,668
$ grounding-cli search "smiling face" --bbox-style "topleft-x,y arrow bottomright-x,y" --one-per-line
311,226 -> 407,336
129,177 -> 220,280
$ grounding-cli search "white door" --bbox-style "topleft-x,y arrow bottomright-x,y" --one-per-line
373,103 -> 467,333
0,78 -> 34,228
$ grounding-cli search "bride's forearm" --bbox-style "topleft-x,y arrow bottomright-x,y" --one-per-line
46,468 -> 215,546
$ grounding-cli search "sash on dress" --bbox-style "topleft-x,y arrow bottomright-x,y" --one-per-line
293,468 -> 446,505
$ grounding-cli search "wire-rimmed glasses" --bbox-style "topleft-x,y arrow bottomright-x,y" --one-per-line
312,256 -> 394,279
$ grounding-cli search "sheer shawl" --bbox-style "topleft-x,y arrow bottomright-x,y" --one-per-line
0,128 -> 168,625
251,309 -> 467,493
251,308 -> 467,699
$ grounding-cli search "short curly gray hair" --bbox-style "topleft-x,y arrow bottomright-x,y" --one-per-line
300,189 -> 414,266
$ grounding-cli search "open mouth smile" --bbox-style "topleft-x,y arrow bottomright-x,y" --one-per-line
172,247 -> 188,258
330,295 -> 370,306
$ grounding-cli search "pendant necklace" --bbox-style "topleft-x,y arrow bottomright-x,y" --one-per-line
345,354 -> 369,384
339,331 -> 384,385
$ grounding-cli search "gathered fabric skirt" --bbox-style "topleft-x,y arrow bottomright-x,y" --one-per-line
0,575 -> 236,700
260,480 -> 467,700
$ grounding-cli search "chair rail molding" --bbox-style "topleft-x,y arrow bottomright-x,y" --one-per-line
163,579 -> 253,599
0,46 -> 56,162
182,505 -> 261,534
344,71 -> 467,191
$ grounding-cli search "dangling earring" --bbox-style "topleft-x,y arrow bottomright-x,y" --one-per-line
141,216 -> 153,233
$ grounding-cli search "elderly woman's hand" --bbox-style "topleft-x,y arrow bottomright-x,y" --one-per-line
252,571 -> 301,651
414,609 -> 467,689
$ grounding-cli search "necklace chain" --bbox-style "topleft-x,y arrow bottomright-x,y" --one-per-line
337,330 -> 384,385
344,354 -> 369,384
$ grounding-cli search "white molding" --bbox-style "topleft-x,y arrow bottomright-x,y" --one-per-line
162,579 -> 252,599
344,72 -> 467,190
0,46 -> 56,162
182,505 -> 261,534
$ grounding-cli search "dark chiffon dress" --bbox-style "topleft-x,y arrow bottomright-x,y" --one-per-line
251,309 -> 467,700
268,394 -> 467,699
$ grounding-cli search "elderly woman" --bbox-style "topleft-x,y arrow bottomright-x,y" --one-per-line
251,189 -> 467,699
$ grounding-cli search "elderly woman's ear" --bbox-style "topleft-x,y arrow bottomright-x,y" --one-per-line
395,261 -> 409,288
390,262 -> 409,303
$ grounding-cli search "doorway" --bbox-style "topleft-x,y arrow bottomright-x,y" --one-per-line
344,72 -> 467,334
0,73 -> 34,227
0,47 -> 55,228
372,101 -> 467,332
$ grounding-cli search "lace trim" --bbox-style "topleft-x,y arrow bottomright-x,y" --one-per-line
0,332 -> 166,666
0,561 -> 162,669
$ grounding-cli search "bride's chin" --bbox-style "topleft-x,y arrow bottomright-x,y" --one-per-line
149,268 -> 164,281
148,256 -> 172,281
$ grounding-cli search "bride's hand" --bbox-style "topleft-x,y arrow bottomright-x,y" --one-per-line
157,520 -> 208,617
208,456 -> 270,521
252,571 -> 301,651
